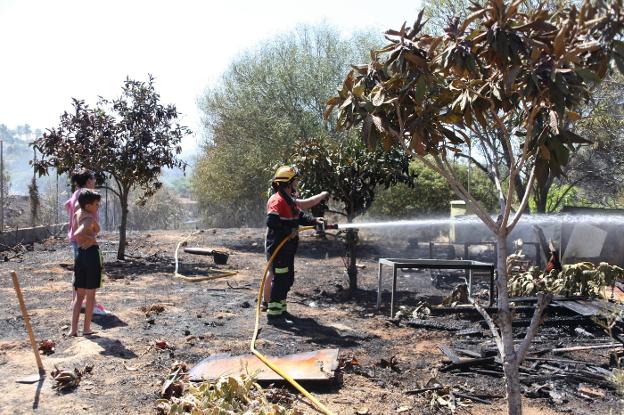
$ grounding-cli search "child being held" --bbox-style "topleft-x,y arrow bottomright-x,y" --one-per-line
68,189 -> 102,337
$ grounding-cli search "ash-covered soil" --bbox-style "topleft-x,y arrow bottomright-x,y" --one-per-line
0,228 -> 618,414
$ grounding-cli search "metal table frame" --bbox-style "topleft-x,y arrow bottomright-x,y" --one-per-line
376,258 -> 496,317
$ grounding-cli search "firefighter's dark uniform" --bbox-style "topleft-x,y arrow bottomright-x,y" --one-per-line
265,190 -> 316,318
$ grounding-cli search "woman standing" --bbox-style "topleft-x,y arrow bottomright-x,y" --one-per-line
65,169 -> 109,316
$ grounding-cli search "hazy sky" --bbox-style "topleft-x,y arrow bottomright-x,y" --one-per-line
0,0 -> 422,156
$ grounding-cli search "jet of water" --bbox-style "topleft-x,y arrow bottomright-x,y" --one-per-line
337,213 -> 624,230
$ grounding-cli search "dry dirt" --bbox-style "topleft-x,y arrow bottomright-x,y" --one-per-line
0,228 -> 620,414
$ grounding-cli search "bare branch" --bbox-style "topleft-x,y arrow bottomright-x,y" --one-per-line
454,153 -> 489,174
99,185 -> 121,199
507,164 -> 537,232
471,298 -> 504,359
491,111 -> 515,230
420,154 -> 497,231
517,292 -> 552,363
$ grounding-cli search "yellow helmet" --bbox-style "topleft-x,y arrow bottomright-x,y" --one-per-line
272,166 -> 301,184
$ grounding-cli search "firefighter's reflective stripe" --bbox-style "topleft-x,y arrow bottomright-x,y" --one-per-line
267,301 -> 283,316
275,267 -> 289,274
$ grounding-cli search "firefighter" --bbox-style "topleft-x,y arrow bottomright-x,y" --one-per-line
264,166 -> 328,324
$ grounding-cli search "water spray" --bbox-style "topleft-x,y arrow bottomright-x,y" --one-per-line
327,213 -> 624,230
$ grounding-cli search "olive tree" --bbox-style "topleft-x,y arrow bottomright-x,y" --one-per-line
33,76 -> 190,259
328,1 -> 624,413
193,25 -> 380,226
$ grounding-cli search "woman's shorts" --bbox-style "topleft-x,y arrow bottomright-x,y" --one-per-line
74,245 -> 103,290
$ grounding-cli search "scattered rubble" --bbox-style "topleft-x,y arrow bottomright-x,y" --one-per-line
51,364 -> 92,392
38,339 -> 55,355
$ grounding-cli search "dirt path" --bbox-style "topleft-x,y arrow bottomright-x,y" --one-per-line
0,229 -> 618,414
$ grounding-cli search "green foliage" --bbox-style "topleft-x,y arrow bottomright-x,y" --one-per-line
529,183 -> 595,212
566,72 -> 624,207
291,135 -> 414,221
33,76 -> 190,258
192,25 -> 380,227
369,159 -> 498,218
328,2 -> 624,407
168,176 -> 192,198
128,186 -> 184,231
290,134 -> 413,291
508,259 -> 624,297
611,369 -> 624,396
192,144 -> 267,227
34,76 -> 189,199
157,373 -> 301,415
329,0 -> 624,228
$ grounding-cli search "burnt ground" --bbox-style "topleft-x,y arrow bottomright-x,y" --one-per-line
0,228 -> 622,415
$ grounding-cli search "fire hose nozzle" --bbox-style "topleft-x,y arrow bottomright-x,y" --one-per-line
315,222 -> 338,232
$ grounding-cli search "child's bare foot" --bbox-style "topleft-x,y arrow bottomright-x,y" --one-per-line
65,332 -> 78,337
82,330 -> 98,336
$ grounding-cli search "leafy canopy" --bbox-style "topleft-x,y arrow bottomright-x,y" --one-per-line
369,159 -> 498,218
291,135 -> 414,221
193,25 -> 380,226
328,0 -> 624,233
33,75 -> 189,202
33,75 -> 190,259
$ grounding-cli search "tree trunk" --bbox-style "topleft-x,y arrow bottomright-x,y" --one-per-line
501,137 -> 528,212
513,174 -> 529,213
117,192 -> 129,260
504,358 -> 523,415
346,228 -> 358,291
534,177 -> 552,213
495,233 -> 524,415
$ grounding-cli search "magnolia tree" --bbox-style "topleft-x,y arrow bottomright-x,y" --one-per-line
33,76 -> 190,259
328,1 -> 624,413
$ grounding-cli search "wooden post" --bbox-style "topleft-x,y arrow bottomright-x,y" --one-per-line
10,271 -> 45,374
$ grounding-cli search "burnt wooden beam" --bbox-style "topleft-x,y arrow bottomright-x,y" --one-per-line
440,356 -> 496,372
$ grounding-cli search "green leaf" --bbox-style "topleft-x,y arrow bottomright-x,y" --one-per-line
575,68 -> 601,84
414,77 -> 426,103
353,84 -> 365,97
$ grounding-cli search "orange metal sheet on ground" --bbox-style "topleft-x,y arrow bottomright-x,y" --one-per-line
189,348 -> 339,382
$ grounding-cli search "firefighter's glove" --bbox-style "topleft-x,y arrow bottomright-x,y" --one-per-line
315,218 -> 326,232
290,228 -> 299,239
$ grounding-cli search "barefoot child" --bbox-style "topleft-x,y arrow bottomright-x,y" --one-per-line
69,189 -> 102,337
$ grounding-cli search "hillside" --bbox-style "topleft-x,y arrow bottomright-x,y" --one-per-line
0,124 -> 39,195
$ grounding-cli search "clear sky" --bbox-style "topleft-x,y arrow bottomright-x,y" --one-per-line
0,0 -> 422,157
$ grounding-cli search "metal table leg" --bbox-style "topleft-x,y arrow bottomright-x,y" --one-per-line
390,265 -> 398,318
376,262 -> 383,310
